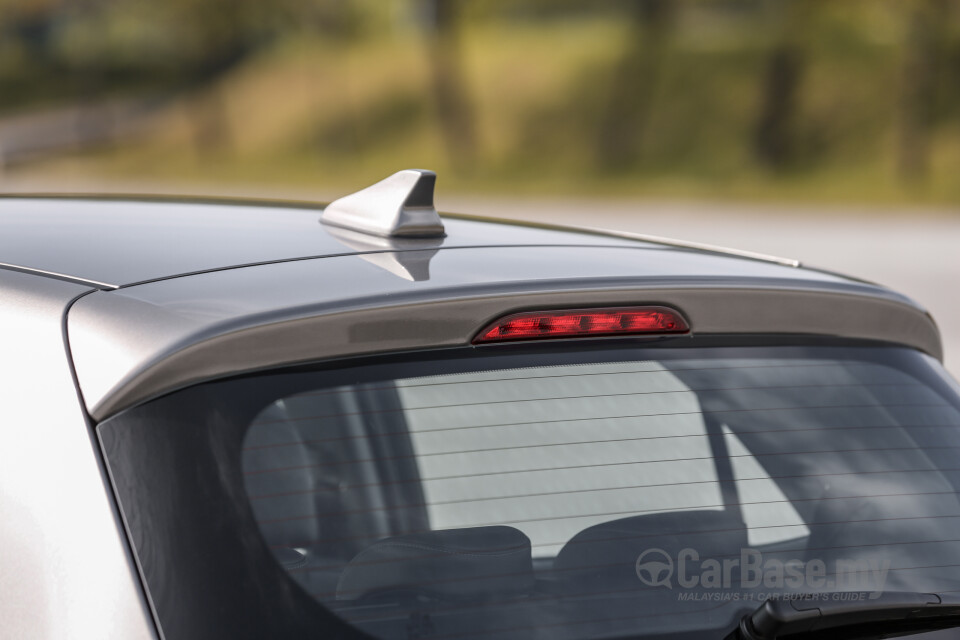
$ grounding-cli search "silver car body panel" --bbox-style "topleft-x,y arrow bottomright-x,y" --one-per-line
67,244 -> 941,421
0,196 -> 661,288
0,270 -> 155,640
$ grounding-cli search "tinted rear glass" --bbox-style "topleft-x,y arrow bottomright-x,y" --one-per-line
99,342 -> 960,640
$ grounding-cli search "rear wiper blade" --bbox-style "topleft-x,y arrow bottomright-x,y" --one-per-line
724,592 -> 960,640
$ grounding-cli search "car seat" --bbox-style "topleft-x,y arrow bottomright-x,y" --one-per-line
553,510 -> 748,592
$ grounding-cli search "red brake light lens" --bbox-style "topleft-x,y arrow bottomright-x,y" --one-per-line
473,307 -> 690,344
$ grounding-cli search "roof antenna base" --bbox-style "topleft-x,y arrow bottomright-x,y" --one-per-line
320,169 -> 445,239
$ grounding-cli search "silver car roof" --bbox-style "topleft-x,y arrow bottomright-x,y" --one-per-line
0,195 -> 675,288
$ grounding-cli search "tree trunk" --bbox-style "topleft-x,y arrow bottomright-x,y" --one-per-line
595,0 -> 675,170
754,1 -> 810,171
898,0 -> 948,182
426,0 -> 477,174
190,86 -> 232,157
755,45 -> 803,169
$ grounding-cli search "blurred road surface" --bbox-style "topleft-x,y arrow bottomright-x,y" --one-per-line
442,196 -> 960,375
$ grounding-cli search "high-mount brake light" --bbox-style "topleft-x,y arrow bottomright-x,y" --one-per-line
473,307 -> 690,344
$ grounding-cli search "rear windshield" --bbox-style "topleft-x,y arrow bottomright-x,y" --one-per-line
98,341 -> 960,640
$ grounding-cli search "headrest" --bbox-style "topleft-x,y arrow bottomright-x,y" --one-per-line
337,526 -> 533,601
553,511 -> 748,588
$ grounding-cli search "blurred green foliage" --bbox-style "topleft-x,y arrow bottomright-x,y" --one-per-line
1,0 -> 959,203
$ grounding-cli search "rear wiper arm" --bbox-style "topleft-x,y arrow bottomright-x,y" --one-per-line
724,592 -> 960,640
